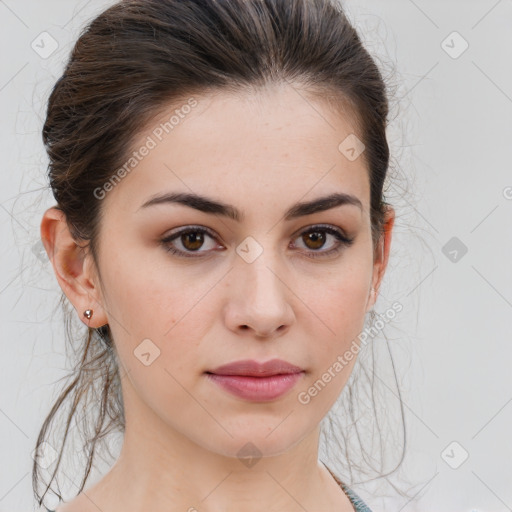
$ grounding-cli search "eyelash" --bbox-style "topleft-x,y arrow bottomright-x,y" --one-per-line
160,224 -> 355,260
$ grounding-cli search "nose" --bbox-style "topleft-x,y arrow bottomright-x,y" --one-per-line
223,251 -> 295,339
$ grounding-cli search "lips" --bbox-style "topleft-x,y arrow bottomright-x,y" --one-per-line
207,358 -> 304,377
205,359 -> 305,402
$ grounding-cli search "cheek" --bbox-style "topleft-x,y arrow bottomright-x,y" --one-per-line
304,262 -> 371,335
100,244 -> 204,337
101,254 -> 216,390
104,264 -> 208,421
294,264 -> 370,410
293,257 -> 372,397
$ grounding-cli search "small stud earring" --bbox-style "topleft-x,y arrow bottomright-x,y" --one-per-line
83,309 -> 93,320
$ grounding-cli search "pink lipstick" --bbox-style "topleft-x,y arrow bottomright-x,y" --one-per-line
205,358 -> 305,402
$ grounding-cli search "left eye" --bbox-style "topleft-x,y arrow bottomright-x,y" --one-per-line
161,224 -> 354,259
292,225 -> 354,258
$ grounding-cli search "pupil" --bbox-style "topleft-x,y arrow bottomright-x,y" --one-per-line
306,231 -> 325,249
184,232 -> 203,250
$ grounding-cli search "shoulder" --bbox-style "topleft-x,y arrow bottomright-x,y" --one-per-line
339,482 -> 373,512
323,463 -> 373,512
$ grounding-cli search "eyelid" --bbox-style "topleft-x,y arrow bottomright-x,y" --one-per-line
291,222 -> 351,240
160,225 -> 221,255
161,223 -> 355,259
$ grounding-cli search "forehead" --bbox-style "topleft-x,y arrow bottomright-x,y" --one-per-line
101,83 -> 370,218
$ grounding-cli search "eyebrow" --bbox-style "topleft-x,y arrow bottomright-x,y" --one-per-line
139,191 -> 363,221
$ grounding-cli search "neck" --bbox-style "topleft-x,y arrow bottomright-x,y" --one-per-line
80,379 -> 353,512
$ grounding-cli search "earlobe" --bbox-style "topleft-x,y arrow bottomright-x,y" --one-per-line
365,286 -> 377,313
40,207 -> 108,328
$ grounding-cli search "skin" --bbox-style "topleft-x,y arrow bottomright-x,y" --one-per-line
41,82 -> 394,512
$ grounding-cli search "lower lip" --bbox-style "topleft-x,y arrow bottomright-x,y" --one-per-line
206,372 -> 304,402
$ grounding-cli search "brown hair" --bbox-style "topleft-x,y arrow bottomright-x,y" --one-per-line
34,0 -> 408,506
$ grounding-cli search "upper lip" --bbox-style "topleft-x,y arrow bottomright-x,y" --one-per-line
207,358 -> 304,377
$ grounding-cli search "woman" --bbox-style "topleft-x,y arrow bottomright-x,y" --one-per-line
35,0 -> 399,510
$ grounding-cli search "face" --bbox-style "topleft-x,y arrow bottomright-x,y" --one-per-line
48,83 -> 393,460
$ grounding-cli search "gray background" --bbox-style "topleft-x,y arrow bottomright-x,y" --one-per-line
1,0 -> 511,510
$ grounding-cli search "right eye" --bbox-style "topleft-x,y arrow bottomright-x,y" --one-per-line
161,226 -> 222,258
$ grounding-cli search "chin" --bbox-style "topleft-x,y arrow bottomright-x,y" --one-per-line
198,422 -> 312,461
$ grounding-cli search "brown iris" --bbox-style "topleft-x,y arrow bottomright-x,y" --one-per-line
302,230 -> 326,250
181,231 -> 205,251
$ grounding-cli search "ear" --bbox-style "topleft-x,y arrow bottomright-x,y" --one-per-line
40,207 -> 108,328
365,205 -> 395,313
